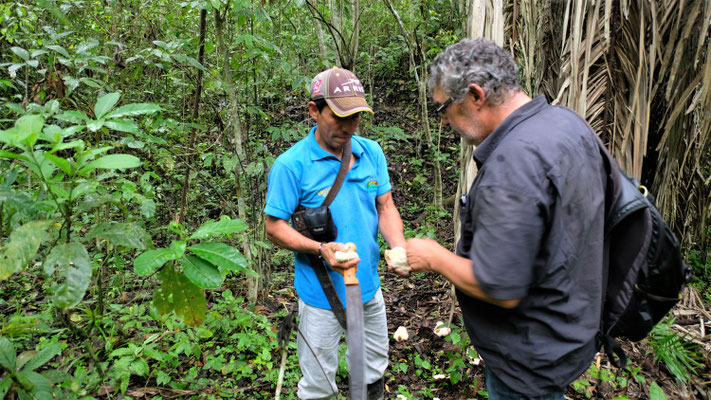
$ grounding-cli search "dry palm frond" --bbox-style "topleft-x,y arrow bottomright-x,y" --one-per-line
508,0 -> 710,254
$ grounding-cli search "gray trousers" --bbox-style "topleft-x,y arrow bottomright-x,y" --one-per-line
297,288 -> 388,400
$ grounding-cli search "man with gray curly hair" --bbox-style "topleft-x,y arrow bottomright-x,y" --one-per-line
396,38 -> 606,399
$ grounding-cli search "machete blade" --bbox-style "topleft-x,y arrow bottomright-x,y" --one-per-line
344,266 -> 366,400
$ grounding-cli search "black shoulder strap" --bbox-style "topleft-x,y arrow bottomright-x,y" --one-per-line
322,140 -> 352,207
309,139 -> 353,329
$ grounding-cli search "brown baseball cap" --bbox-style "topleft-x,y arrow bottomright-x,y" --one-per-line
310,67 -> 373,117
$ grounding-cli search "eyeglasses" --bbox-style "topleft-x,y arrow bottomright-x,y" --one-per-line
434,97 -> 453,115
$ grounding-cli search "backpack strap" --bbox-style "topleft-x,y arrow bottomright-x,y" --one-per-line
602,334 -> 628,368
595,138 -> 629,368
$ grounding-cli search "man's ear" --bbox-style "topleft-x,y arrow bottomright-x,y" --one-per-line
307,101 -> 320,120
467,83 -> 485,106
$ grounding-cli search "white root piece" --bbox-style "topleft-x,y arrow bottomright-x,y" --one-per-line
385,246 -> 410,273
334,250 -> 358,263
434,321 -> 451,337
393,326 -> 409,342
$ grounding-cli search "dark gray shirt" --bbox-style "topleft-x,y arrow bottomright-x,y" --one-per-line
457,95 -> 605,396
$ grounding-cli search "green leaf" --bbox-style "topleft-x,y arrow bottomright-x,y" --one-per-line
50,140 -> 84,153
84,222 -> 151,250
16,371 -> 53,398
129,358 -> 149,376
43,153 -> 71,176
17,350 -> 37,370
75,146 -> 112,167
0,221 -> 52,281
22,343 -> 61,371
70,181 -> 97,201
45,242 -> 91,310
82,154 -> 141,173
187,243 -> 255,276
45,45 -> 70,58
104,119 -> 138,133
154,266 -> 206,327
140,198 -> 156,219
86,118 -> 104,132
94,92 -> 120,119
182,256 -> 223,289
36,0 -> 70,26
56,110 -> 88,123
16,114 -> 44,144
0,378 -> 11,399
649,381 -> 667,400
134,248 -> 176,276
0,336 -> 17,372
8,63 -> 25,74
189,216 -> 248,240
185,56 -> 206,71
104,103 -> 161,119
0,150 -> 29,161
11,47 -> 29,61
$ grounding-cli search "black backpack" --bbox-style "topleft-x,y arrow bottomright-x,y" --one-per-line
597,140 -> 692,367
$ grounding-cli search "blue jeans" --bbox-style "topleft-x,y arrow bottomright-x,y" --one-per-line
486,367 -> 565,400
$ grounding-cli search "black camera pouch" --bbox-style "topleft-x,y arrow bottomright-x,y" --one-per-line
292,205 -> 337,243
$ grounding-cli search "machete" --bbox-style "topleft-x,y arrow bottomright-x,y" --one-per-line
343,264 -> 366,400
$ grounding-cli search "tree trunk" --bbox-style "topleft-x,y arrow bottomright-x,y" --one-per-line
214,9 -> 258,304
454,0 -> 504,246
350,0 -> 360,71
383,0 -> 443,210
315,20 -> 329,67
177,8 -> 207,224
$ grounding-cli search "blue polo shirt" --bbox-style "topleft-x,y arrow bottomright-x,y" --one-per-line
265,126 -> 392,309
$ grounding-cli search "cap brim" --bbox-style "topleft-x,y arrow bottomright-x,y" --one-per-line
326,97 -> 374,117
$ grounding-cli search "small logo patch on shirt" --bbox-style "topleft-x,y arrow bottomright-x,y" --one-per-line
318,187 -> 331,197
367,180 -> 378,193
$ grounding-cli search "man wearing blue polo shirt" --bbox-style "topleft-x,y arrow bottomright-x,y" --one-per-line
265,67 -> 406,400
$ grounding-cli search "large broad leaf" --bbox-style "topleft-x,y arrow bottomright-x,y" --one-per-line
0,221 -> 52,281
81,154 -> 141,173
154,266 -> 206,327
134,248 -> 177,277
104,103 -> 161,119
0,190 -> 34,211
104,119 -> 138,133
45,242 -> 91,310
94,92 -> 120,119
15,114 -> 44,146
84,222 -> 151,250
16,371 -> 53,398
22,343 -> 62,371
189,216 -> 248,240
11,46 -> 29,61
182,256 -> 223,289
187,243 -> 255,276
140,198 -> 156,219
0,336 -> 16,371
45,44 -> 70,58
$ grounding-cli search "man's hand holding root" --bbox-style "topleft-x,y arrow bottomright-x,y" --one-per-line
323,242 -> 360,275
393,238 -> 441,276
